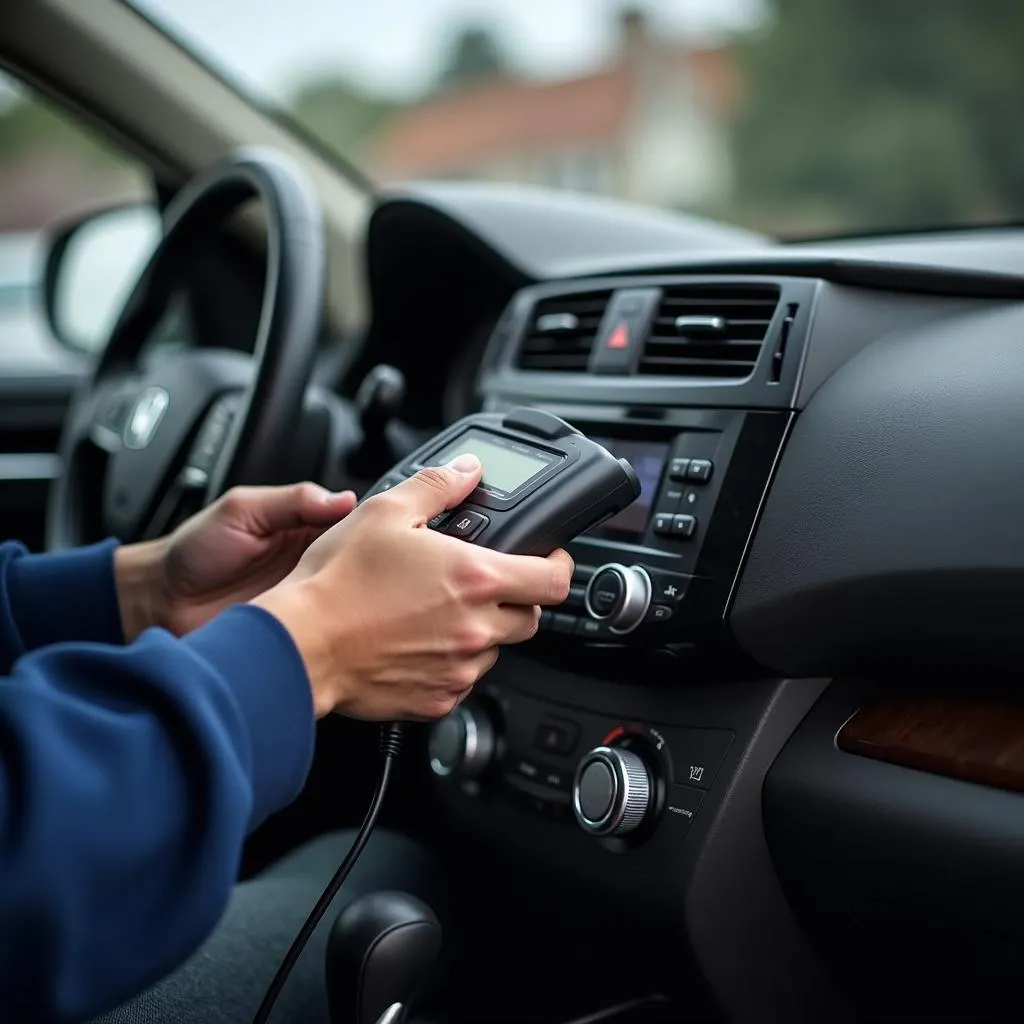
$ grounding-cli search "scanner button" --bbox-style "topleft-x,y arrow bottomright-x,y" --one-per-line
442,510 -> 489,541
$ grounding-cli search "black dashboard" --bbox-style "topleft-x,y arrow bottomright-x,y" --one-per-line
340,185 -> 1024,1022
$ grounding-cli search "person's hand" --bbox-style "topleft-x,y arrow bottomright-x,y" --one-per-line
252,454 -> 574,721
114,483 -> 357,640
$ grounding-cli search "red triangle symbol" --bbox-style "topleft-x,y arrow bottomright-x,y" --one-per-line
607,322 -> 629,349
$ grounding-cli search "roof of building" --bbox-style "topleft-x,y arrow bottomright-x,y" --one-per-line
369,45 -> 740,180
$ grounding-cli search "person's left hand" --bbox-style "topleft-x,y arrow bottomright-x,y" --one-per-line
115,483 -> 357,640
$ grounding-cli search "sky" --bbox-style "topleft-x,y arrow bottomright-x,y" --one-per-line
128,0 -> 758,103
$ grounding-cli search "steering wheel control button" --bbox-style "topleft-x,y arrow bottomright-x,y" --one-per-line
442,509 -> 489,541
672,514 -> 697,538
573,746 -> 652,836
668,457 -> 691,481
584,563 -> 652,634
428,705 -> 495,779
587,568 -> 624,618
686,459 -> 713,482
653,512 -> 675,536
534,721 -> 580,757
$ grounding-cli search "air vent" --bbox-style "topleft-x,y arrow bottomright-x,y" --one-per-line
516,291 -> 612,371
638,285 -> 781,379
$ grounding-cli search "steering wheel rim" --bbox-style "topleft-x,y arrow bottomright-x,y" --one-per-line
47,149 -> 326,550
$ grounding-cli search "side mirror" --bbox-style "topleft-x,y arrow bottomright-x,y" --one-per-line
43,203 -> 162,355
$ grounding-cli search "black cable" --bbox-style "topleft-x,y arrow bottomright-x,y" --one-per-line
251,722 -> 406,1024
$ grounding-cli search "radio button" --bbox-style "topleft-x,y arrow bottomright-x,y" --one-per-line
535,720 -> 580,756
653,512 -> 675,536
442,509 -> 489,540
552,613 -> 577,634
564,583 -> 587,611
647,569 -> 690,604
687,459 -> 713,482
669,457 -> 691,481
575,618 -> 612,640
646,603 -> 674,624
672,514 -> 697,538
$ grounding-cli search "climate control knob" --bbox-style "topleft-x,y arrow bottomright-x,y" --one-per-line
572,745 -> 652,836
428,703 -> 496,779
583,563 -> 652,634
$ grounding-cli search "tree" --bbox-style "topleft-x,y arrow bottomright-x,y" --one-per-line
436,26 -> 509,93
731,0 -> 1024,235
288,77 -> 396,163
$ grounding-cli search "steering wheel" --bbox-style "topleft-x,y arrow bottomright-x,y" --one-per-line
46,151 -> 325,550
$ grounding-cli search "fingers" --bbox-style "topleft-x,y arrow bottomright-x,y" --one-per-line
383,454 -> 482,523
489,604 -> 542,645
221,483 -> 357,535
472,547 -> 574,607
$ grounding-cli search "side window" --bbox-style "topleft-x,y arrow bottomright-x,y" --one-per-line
0,70 -> 154,373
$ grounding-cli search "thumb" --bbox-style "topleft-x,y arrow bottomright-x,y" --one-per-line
390,453 -> 482,523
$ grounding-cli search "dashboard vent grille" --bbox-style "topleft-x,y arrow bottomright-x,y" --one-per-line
638,285 -> 781,379
516,291 -> 612,372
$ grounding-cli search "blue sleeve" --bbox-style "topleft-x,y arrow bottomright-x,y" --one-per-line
0,540 -> 125,670
0,602 -> 315,1022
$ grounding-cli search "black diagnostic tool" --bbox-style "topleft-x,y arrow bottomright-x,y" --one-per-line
362,408 -> 641,555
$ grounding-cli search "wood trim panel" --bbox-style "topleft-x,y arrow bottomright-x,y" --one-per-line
837,697 -> 1024,793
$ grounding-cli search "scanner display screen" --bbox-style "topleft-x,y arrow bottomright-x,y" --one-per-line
430,429 -> 558,495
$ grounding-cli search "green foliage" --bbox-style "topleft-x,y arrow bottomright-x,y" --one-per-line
288,76 -> 397,162
733,0 -> 1024,235
436,25 -> 509,93
0,85 -> 124,168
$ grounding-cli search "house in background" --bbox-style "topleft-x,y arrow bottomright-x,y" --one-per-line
368,8 -> 741,211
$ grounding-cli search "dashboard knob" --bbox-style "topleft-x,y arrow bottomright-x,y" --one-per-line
428,704 -> 495,779
572,745 -> 652,836
583,563 -> 652,634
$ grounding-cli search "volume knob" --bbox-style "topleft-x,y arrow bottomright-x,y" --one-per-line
572,746 -> 652,836
584,563 -> 652,634
428,704 -> 495,779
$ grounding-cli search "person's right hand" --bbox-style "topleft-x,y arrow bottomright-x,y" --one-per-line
252,454 -> 574,721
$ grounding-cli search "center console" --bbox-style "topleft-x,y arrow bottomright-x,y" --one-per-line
422,273 -> 814,850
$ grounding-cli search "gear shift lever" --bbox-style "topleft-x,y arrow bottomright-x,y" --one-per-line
325,891 -> 441,1024
347,364 -> 406,478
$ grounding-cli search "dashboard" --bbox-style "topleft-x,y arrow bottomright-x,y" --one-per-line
339,185 -> 1024,1023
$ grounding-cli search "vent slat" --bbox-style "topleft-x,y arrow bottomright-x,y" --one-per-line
516,291 -> 612,372
637,285 -> 780,380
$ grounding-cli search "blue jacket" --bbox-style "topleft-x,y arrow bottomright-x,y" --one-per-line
0,540 -> 315,1022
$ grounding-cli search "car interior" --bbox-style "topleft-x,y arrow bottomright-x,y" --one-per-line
4,1 -> 1024,1022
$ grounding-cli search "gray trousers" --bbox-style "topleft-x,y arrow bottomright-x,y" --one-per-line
95,829 -> 444,1024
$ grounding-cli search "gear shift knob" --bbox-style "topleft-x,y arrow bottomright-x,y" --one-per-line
325,891 -> 441,1024
347,365 -> 407,478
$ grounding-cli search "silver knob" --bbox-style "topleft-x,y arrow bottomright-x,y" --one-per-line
572,746 -> 652,836
428,704 -> 495,779
583,563 -> 652,634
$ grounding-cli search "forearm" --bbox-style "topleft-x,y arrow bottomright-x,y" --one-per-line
0,605 -> 314,1021
0,540 -> 125,669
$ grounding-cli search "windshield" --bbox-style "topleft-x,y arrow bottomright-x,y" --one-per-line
129,0 -> 1024,239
